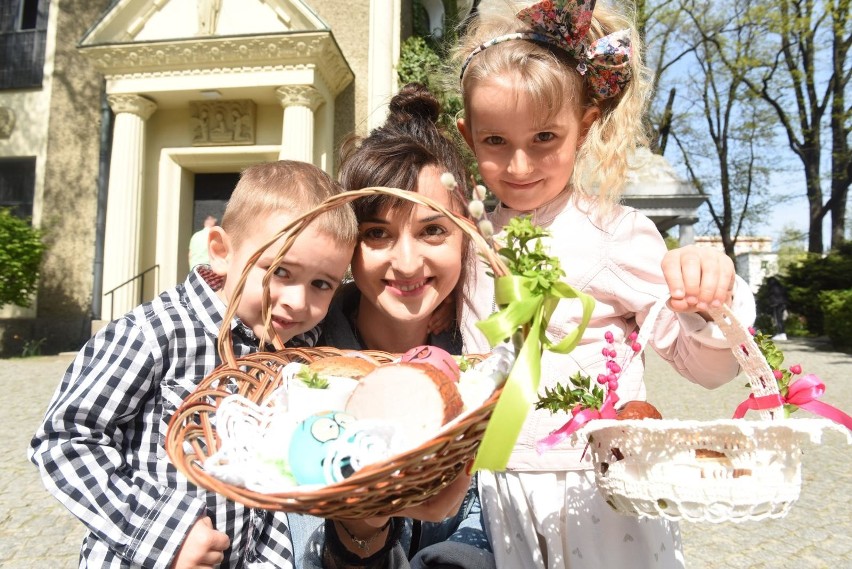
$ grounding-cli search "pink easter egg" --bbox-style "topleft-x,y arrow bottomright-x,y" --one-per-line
400,345 -> 460,382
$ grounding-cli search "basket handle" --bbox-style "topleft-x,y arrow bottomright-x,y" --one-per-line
625,299 -> 784,420
217,187 -> 509,369
706,304 -> 784,420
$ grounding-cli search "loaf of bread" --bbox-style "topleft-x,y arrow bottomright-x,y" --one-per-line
615,401 -> 663,420
344,362 -> 464,447
307,355 -> 378,379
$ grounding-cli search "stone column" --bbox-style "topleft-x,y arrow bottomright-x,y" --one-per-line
102,94 -> 156,318
367,0 -> 400,130
678,218 -> 697,246
276,85 -> 324,164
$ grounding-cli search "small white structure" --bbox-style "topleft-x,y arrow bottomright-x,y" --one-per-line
695,236 -> 778,293
621,148 -> 707,245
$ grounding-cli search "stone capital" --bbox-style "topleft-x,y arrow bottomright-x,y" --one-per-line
275,85 -> 324,111
107,94 -> 157,119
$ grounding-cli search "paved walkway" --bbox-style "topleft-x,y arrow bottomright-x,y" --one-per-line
1,339 -> 850,568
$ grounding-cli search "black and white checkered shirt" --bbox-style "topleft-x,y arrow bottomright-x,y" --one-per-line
29,269 -> 312,568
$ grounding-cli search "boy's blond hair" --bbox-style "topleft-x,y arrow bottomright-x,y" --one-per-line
452,0 -> 652,206
221,160 -> 357,248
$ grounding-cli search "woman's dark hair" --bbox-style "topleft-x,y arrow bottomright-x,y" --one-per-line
338,82 -> 471,219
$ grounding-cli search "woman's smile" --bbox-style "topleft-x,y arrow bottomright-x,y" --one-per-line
385,278 -> 432,296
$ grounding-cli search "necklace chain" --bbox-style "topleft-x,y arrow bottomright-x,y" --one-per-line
337,519 -> 391,551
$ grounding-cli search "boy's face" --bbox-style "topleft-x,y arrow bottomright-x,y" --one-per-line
211,212 -> 353,345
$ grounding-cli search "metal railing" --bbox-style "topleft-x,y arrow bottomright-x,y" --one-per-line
102,265 -> 159,321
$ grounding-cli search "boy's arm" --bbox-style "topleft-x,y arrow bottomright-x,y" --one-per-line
29,318 -> 207,568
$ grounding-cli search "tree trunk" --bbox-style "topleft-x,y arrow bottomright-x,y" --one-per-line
804,151 -> 825,253
829,0 -> 850,250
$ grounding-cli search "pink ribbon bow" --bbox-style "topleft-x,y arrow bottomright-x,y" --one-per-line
733,373 -> 852,430
536,391 -> 619,454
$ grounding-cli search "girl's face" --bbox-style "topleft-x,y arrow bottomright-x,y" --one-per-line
212,213 -> 352,344
459,72 -> 598,211
352,165 -> 465,327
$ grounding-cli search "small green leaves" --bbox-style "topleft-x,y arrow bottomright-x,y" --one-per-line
296,368 -> 329,389
535,371 -> 605,414
498,216 -> 565,295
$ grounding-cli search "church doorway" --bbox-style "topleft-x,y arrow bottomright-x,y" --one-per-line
192,172 -> 238,231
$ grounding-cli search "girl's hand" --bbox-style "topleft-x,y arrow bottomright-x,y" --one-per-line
661,245 -> 735,317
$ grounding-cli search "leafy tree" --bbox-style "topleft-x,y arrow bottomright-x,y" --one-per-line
0,208 -> 45,308
643,0 -> 850,254
641,0 -> 784,257
399,1 -> 475,176
697,0 -> 852,253
636,0 -> 699,152
775,223 -> 808,275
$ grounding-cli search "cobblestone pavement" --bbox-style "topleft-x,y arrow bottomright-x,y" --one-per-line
1,339 -> 849,568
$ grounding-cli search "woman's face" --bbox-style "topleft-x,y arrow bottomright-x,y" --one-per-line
352,164 -> 465,327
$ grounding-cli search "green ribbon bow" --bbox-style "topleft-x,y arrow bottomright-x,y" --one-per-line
472,274 -> 595,472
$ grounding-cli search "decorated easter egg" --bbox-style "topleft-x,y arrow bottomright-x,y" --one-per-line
288,411 -> 355,485
322,422 -> 399,483
400,345 -> 460,382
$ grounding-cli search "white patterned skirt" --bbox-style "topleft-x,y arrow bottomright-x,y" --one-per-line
479,469 -> 684,569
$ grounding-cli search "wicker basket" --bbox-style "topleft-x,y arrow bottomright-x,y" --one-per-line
166,187 -> 510,518
580,303 -> 837,522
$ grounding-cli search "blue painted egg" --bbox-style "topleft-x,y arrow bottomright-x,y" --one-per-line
288,411 -> 355,485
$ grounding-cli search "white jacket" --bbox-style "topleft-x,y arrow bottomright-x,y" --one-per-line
461,190 -> 755,471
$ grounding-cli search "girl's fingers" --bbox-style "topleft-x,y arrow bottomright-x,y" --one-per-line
663,246 -> 735,312
661,249 -> 686,301
711,264 -> 735,307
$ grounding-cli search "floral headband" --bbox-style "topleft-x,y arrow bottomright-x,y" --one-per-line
460,0 -> 633,100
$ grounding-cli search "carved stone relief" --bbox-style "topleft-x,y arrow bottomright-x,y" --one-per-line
190,100 -> 255,146
0,107 -> 16,139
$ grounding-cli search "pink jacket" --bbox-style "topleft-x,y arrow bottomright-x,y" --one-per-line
461,190 -> 755,471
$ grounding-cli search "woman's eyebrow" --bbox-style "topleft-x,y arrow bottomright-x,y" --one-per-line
417,213 -> 448,224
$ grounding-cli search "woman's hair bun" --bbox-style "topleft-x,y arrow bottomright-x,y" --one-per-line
387,82 -> 441,126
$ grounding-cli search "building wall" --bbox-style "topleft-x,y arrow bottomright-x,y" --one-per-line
309,0 -> 371,146
695,235 -> 773,255
0,0 -> 112,356
736,252 -> 779,294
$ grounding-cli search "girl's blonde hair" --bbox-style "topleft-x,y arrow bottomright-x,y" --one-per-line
452,0 -> 652,206
222,160 -> 357,248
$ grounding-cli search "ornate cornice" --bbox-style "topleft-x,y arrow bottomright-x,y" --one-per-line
107,94 -> 157,119
79,32 -> 353,96
275,85 -> 324,111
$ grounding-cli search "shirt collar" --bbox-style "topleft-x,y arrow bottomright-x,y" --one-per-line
184,269 -> 260,348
